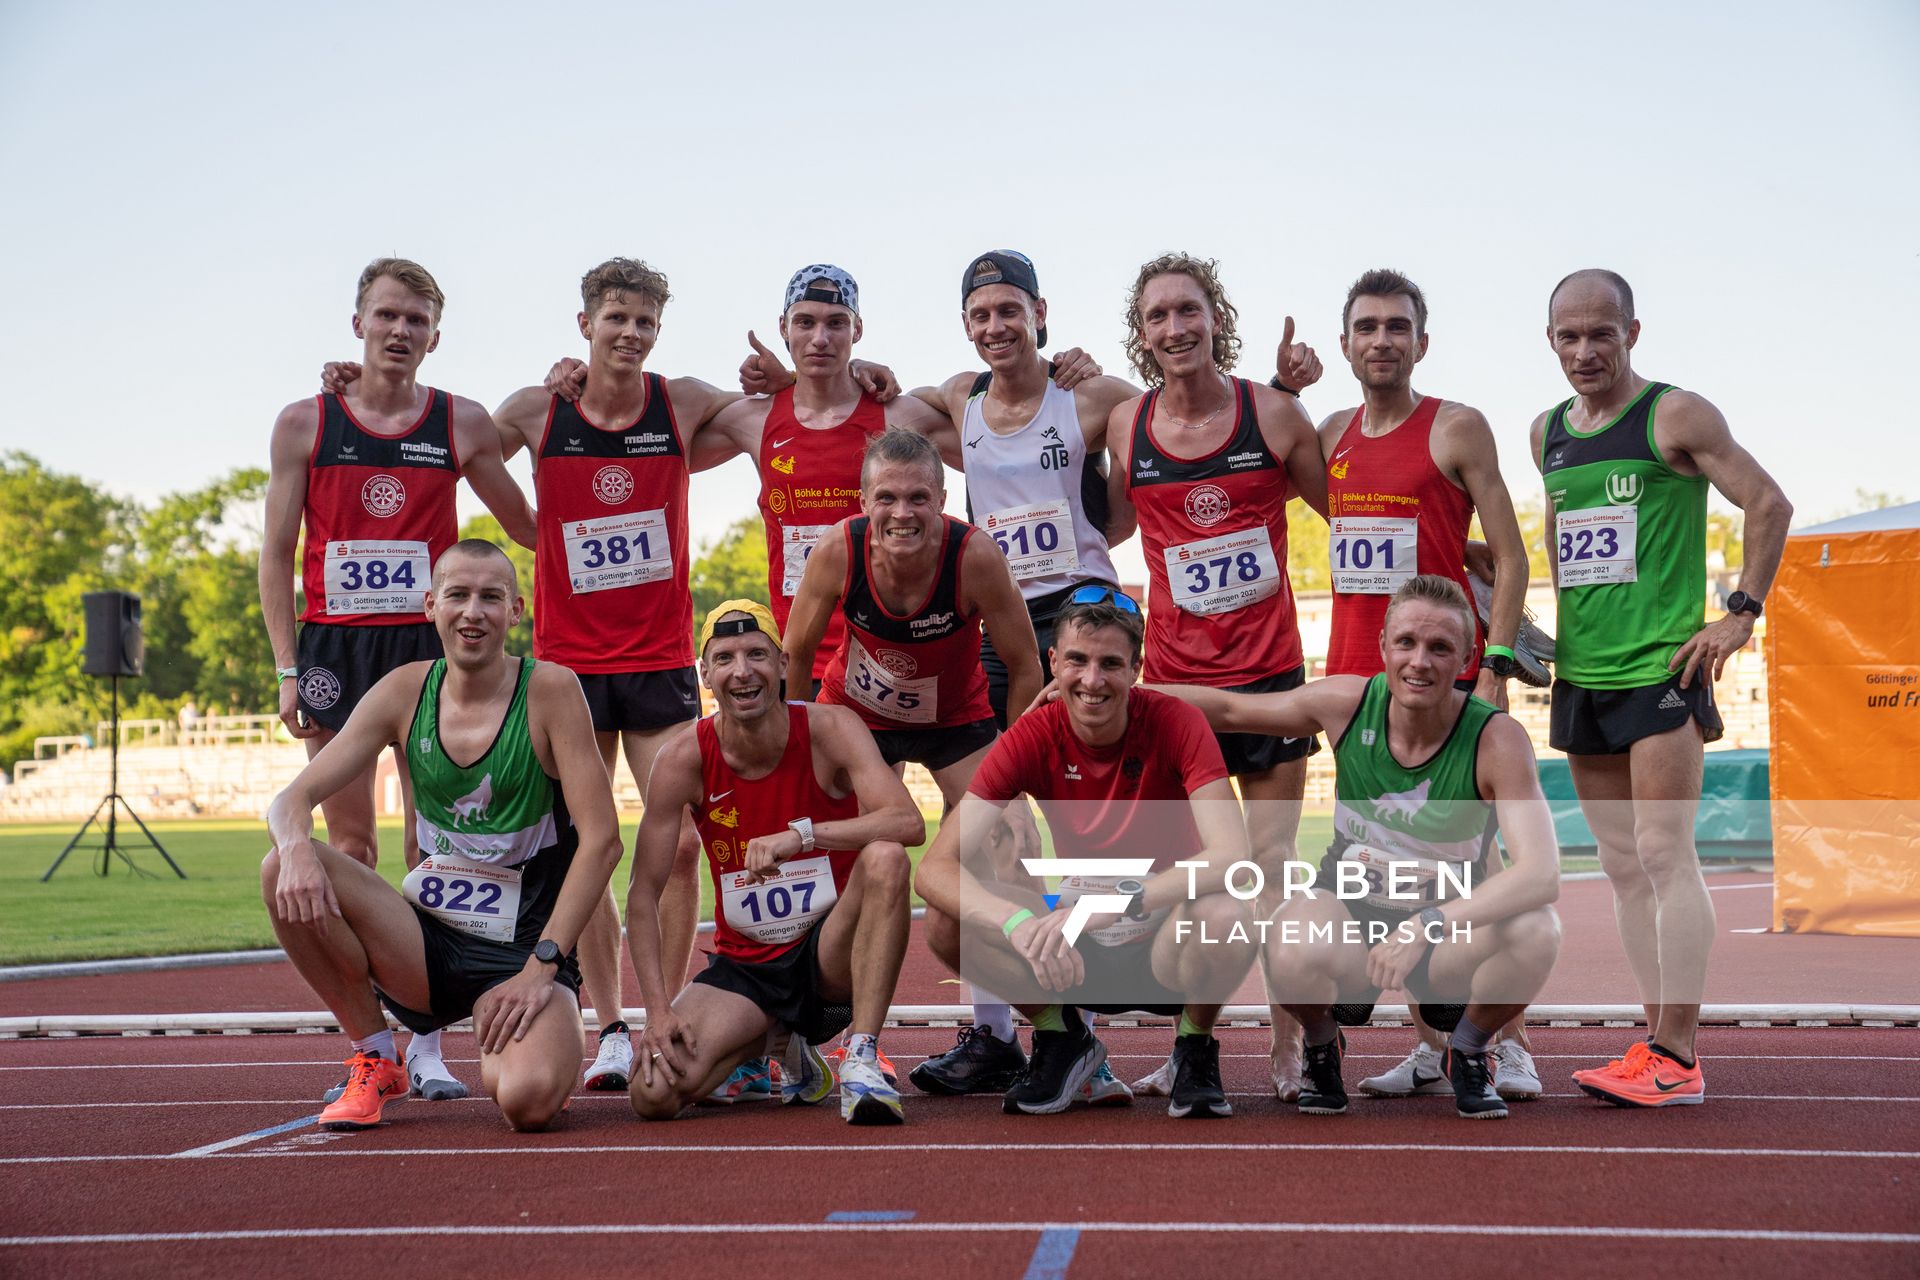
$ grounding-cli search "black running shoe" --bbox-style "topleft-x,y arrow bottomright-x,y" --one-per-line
1166,1033 -> 1232,1119
1298,1035 -> 1349,1115
908,1025 -> 1027,1096
1002,1022 -> 1105,1116
1445,1046 -> 1509,1120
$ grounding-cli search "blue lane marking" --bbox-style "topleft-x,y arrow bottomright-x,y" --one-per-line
1022,1227 -> 1080,1279
825,1211 -> 917,1223
175,1113 -> 319,1157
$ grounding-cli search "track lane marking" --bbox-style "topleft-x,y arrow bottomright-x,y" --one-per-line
0,1220 -> 1915,1247
173,1113 -> 317,1157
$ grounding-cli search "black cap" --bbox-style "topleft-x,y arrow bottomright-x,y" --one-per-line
961,250 -> 1046,348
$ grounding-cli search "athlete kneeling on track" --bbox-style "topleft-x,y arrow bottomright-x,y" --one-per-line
627,601 -> 923,1125
1155,575 -> 1562,1120
916,586 -> 1260,1117
263,540 -> 623,1133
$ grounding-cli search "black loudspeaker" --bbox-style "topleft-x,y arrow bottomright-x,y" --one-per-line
82,591 -> 143,678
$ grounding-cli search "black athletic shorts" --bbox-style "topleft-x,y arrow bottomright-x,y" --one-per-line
1215,665 -> 1320,776
577,666 -> 700,733
984,580 -> 1093,730
872,717 -> 997,771
377,909 -> 582,1036
1308,861 -> 1463,1028
296,621 -> 442,733
692,919 -> 853,1044
1069,936 -> 1187,1017
1549,672 -> 1724,755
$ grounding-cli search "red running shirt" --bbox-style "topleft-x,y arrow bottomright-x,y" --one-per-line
969,688 -> 1226,868
818,516 -> 994,731
532,376 -> 693,673
694,704 -> 861,964
1127,378 -> 1303,685
757,388 -> 887,680
300,390 -> 460,626
1323,396 -> 1480,679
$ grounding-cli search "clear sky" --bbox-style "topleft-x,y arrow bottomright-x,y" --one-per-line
2,1 -> 1915,576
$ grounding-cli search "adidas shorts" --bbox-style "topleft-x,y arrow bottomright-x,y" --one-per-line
296,621 -> 442,733
1549,673 -> 1724,756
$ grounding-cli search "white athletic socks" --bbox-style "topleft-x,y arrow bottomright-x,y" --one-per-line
352,1029 -> 397,1062
971,988 -> 1016,1043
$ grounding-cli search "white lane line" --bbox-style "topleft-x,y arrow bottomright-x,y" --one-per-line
4,1141 -> 1916,1167
0,1220 -> 1914,1247
1707,883 -> 1774,892
173,1113 -> 317,1157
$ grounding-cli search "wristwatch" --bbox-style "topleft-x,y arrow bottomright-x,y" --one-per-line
1116,878 -> 1150,921
1725,591 -> 1763,618
788,817 -> 816,854
532,939 -> 564,969
1415,906 -> 1446,944
1483,654 -> 1522,680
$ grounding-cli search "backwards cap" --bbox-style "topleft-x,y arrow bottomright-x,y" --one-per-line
698,599 -> 783,656
784,264 -> 859,315
962,250 -> 1047,347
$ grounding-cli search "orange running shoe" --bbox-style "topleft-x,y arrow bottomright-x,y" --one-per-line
318,1052 -> 409,1130
1575,1042 -> 1705,1107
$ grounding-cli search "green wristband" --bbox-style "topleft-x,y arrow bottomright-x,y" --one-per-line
1001,909 -> 1035,938
1481,645 -> 1516,661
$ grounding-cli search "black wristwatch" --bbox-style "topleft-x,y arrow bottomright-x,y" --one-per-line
1725,591 -> 1763,618
1267,375 -> 1301,396
532,939 -> 564,969
1483,653 -> 1522,680
1415,906 -> 1446,945
1116,878 -> 1151,921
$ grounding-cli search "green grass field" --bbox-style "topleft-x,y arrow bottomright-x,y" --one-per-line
1,813 -> 1353,964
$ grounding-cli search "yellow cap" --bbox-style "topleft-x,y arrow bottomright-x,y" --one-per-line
697,599 -> 783,656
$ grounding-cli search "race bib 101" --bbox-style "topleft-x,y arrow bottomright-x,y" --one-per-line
323,540 -> 430,614
562,509 -> 673,594
780,523 -> 833,597
1331,516 -> 1417,594
720,855 -> 838,945
1164,526 -> 1281,617
402,853 -> 523,944
982,499 -> 1081,582
1555,506 -> 1638,587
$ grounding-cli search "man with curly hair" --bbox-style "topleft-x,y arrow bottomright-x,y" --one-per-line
1106,253 -> 1328,1101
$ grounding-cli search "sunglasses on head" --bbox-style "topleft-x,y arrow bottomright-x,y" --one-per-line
1066,584 -> 1142,615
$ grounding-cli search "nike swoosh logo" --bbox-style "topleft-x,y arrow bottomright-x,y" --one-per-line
708,791 -> 733,803
767,437 -> 797,451
1413,1070 -> 1443,1086
1653,1077 -> 1691,1092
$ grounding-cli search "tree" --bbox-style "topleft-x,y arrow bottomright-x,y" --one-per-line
1284,498 -> 1329,591
690,516 -> 771,633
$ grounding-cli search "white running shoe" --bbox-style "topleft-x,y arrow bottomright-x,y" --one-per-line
1492,1040 -> 1542,1100
781,1036 -> 835,1106
1080,1059 -> 1134,1106
1130,1053 -> 1174,1097
582,1029 -> 635,1092
839,1054 -> 903,1125
1358,1040 -> 1450,1097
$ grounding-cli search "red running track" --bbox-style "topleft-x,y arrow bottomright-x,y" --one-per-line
1,1023 -> 1916,1279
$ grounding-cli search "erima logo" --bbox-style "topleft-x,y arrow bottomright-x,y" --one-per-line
771,455 -> 796,475
1065,763 -> 1082,781
1606,471 -> 1643,504
1021,858 -> 1155,945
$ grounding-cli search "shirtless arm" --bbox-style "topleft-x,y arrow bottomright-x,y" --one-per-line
1439,406 -> 1529,704
1450,715 -> 1559,927
492,386 -> 551,467
782,523 -> 850,699
1149,675 -> 1367,743
1657,390 -> 1794,687
1529,410 -> 1559,587
1077,375 -> 1143,545
886,391 -> 963,469
626,731 -> 700,1022
452,396 -> 537,549
259,399 -> 321,740
806,704 -> 927,851
1253,383 -> 1328,518
1104,397 -> 1141,551
265,665 -> 422,924
965,533 -> 1042,724
665,375 -> 755,473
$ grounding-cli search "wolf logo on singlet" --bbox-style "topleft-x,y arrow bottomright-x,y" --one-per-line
301,390 -> 459,624
533,372 -> 693,674
1325,396 -> 1482,680
1127,377 -> 1302,685
819,515 -> 993,732
1539,382 -> 1706,688
402,658 -> 579,947
756,387 -> 887,681
692,703 -> 862,964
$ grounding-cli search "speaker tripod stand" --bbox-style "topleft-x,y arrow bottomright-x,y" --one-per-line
42,673 -> 185,880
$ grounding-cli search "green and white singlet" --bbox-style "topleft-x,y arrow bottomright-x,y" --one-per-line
1540,381 -> 1707,688
403,658 -> 577,946
1328,674 -> 1499,911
